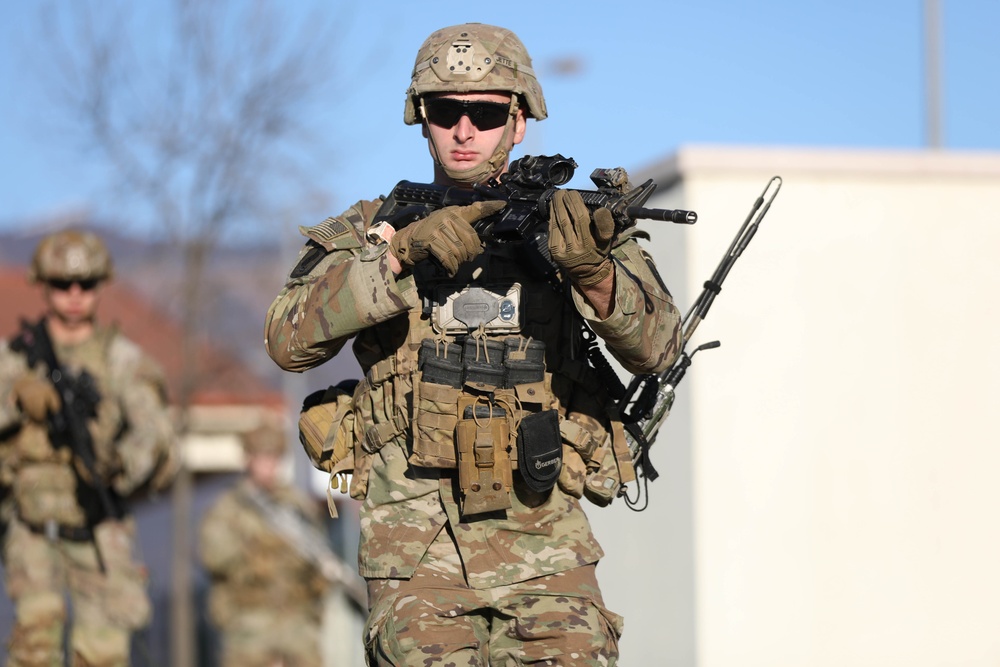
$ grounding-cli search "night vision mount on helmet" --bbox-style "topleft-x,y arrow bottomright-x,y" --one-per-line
404,23 -> 547,125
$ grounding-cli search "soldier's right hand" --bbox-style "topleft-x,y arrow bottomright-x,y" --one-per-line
12,374 -> 61,422
389,201 -> 505,277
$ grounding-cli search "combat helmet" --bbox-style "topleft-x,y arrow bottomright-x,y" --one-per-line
28,229 -> 114,284
241,422 -> 288,457
406,24 -> 547,185
404,23 -> 547,125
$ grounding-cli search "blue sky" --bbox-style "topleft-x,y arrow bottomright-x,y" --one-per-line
1,0 -> 998,235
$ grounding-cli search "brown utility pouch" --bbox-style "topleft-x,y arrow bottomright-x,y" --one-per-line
611,419 -> 637,485
14,421 -> 59,463
557,444 -> 587,498
409,371 -> 462,468
14,462 -> 87,527
455,394 -> 512,517
558,416 -> 598,499
583,421 -> 636,507
348,379 -> 375,501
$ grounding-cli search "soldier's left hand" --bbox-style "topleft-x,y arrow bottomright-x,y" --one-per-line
548,189 -> 615,286
12,374 -> 60,422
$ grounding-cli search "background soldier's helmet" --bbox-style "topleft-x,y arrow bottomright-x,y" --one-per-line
242,422 -> 288,457
28,229 -> 114,283
404,23 -> 547,125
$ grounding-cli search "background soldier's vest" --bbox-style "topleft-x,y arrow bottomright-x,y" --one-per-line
12,327 -> 124,531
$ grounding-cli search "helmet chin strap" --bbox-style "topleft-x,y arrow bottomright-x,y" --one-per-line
426,97 -> 520,186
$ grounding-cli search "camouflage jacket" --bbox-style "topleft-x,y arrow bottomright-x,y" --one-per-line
265,198 -> 682,588
0,323 -> 177,528
198,479 -> 329,626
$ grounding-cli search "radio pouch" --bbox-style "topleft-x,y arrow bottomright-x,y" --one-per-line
456,398 -> 512,517
516,410 -> 562,493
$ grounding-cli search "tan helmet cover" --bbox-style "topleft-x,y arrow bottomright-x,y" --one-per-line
29,229 -> 114,283
242,423 -> 288,457
404,23 -> 547,125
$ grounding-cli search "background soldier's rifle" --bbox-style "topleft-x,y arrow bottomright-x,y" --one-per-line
618,176 -> 783,511
10,318 -> 127,569
373,154 -> 697,277
241,484 -> 367,607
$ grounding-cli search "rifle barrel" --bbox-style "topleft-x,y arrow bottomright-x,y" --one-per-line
627,206 -> 697,224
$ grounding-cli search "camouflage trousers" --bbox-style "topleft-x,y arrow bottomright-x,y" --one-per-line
364,527 -> 623,666
1,517 -> 151,667
217,610 -> 322,667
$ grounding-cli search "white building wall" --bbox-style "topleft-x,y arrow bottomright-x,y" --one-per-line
588,145 -> 1000,667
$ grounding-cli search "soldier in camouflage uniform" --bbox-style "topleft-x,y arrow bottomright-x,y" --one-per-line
198,424 -> 330,667
266,23 -> 682,666
0,229 -> 178,667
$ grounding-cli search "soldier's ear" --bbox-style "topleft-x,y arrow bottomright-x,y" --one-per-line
512,108 -> 527,146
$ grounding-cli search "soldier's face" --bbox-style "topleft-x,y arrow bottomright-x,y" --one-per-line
44,279 -> 101,326
247,451 -> 282,490
422,92 -> 526,178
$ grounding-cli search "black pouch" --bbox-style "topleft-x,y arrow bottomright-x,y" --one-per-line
516,410 -> 562,493
418,339 -> 464,388
503,337 -> 546,387
463,338 -> 505,387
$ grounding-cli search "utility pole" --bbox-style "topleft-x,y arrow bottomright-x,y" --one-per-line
924,0 -> 944,148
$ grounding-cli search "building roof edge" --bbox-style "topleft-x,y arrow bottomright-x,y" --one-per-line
636,144 -> 1000,184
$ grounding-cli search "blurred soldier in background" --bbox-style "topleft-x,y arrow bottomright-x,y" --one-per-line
199,423 -> 332,667
0,229 -> 178,666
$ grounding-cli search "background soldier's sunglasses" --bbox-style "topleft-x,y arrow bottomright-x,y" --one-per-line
422,98 -> 511,131
47,278 -> 100,292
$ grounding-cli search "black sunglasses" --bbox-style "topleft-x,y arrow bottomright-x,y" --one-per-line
422,98 -> 511,131
47,278 -> 100,292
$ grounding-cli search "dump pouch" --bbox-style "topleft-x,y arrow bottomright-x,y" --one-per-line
516,410 -> 562,493
298,381 -> 357,473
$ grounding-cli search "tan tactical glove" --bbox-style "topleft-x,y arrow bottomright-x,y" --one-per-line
389,201 -> 505,276
548,189 -> 616,287
12,374 -> 60,422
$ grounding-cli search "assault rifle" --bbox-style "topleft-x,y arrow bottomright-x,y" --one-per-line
616,176 -> 782,511
241,484 -> 367,607
373,154 -> 697,277
10,319 -> 127,567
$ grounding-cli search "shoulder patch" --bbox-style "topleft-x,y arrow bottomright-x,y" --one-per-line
310,217 -> 350,241
299,216 -> 363,252
290,240 -> 330,279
